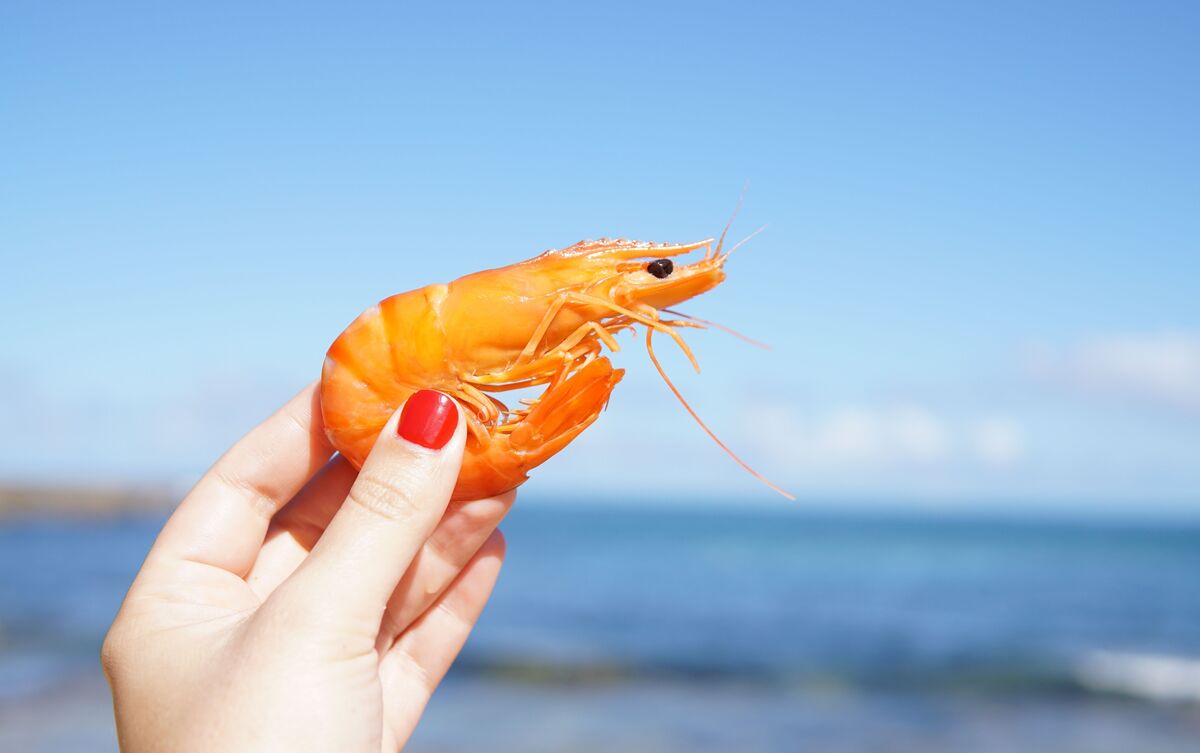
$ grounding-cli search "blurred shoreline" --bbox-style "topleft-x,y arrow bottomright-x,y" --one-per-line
0,485 -> 173,520
3,481 -> 1196,524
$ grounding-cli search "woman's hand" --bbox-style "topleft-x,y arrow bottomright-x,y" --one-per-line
102,385 -> 514,752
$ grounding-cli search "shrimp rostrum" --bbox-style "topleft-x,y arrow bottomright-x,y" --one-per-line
321,235 -> 790,501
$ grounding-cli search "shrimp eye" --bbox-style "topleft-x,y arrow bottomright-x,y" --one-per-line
647,258 -> 674,279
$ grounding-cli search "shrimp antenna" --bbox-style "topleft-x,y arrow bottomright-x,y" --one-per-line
710,181 -> 749,260
720,224 -> 767,260
661,308 -> 771,350
645,327 -> 796,500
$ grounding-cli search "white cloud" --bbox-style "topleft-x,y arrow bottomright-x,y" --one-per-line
817,409 -> 881,462
890,405 -> 951,462
970,417 -> 1025,467
745,402 -> 1017,471
1029,331 -> 1200,414
802,405 -> 950,465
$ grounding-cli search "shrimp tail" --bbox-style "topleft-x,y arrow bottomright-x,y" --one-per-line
511,356 -> 624,455
452,357 -> 624,500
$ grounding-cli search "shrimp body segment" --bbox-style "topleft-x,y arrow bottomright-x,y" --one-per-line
320,237 -> 729,501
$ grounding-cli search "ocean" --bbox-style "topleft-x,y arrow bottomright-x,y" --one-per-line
2,503 -> 1198,752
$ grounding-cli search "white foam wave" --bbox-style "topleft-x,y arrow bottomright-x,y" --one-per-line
1076,651 -> 1200,703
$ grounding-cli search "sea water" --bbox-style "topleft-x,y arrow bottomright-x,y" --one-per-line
2,503 -> 1198,752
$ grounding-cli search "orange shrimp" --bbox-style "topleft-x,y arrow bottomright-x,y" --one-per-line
320,235 -> 792,501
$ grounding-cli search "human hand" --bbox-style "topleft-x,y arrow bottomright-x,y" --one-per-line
102,385 -> 514,752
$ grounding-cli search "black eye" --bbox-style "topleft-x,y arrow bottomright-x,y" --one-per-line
646,258 -> 673,279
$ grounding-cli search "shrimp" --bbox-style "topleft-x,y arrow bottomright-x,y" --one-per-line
320,235 -> 792,501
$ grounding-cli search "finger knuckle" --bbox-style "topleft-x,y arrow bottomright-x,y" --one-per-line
433,599 -> 472,632
211,466 -> 279,521
99,626 -> 128,679
347,472 -> 423,523
392,646 -> 436,695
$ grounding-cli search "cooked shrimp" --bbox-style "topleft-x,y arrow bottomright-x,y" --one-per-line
320,235 -> 792,500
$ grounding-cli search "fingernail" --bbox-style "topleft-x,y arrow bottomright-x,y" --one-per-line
397,390 -> 458,449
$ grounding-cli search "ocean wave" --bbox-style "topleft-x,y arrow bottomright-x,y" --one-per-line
1075,651 -> 1200,703
452,653 -> 1164,701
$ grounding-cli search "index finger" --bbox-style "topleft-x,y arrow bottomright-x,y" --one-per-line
147,381 -> 335,577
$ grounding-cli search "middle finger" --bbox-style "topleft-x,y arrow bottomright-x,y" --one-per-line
375,490 -> 515,654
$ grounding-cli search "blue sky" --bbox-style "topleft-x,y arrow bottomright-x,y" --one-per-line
3,1 -> 1198,510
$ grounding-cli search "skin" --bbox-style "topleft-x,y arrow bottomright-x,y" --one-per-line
102,383 -> 514,752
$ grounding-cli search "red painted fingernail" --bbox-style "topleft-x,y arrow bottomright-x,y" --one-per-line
396,390 -> 457,449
